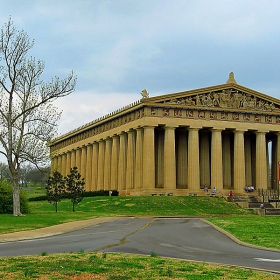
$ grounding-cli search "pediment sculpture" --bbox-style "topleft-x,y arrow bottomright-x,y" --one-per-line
162,89 -> 277,112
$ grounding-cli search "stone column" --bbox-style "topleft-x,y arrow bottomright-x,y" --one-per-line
234,130 -> 246,192
188,127 -> 200,190
91,142 -> 99,191
126,130 -> 135,191
57,154 -> 62,174
61,153 -> 67,176
97,140 -> 105,190
164,126 -> 176,191
52,156 -> 58,173
111,135 -> 119,190
143,126 -> 155,192
266,139 -> 270,189
80,145 -> 87,180
70,149 -> 76,168
85,144 -> 92,191
134,128 -> 143,191
255,131 -> 268,190
118,132 -> 127,191
211,129 -> 223,190
104,137 -> 112,190
75,148 -> 82,173
66,151 -> 71,175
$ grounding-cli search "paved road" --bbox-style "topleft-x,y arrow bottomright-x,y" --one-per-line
1,217 -> 280,273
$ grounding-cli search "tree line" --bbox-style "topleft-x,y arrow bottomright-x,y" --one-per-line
0,162 -> 50,187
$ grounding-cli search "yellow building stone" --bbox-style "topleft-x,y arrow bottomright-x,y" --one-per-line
49,73 -> 280,196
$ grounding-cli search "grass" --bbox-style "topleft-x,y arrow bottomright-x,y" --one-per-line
206,216 -> 280,250
0,196 -> 253,234
0,252 -> 278,280
1,195 -> 280,279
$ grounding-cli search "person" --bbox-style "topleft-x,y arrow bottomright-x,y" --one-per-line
212,187 -> 216,195
204,184 -> 208,194
260,203 -> 265,209
229,190 -> 233,197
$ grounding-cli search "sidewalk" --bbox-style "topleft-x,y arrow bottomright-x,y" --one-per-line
0,217 -> 118,243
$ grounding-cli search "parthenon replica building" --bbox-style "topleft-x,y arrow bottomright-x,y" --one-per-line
49,73 -> 280,196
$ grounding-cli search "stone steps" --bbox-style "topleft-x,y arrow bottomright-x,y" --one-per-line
233,195 -> 280,215
265,208 -> 280,215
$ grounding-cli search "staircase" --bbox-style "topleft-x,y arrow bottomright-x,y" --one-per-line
233,195 -> 280,215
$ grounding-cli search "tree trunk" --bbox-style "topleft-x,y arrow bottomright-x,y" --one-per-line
12,176 -> 22,216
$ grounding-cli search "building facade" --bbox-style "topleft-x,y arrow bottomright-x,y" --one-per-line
49,73 -> 280,196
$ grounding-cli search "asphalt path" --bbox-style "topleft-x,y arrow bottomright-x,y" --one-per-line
1,217 -> 280,274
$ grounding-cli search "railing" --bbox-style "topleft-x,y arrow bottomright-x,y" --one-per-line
258,188 -> 280,207
258,188 -> 278,197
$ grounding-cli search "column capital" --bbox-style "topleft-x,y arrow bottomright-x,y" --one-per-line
188,126 -> 201,131
164,125 -> 177,130
234,129 -> 247,133
111,134 -> 119,138
211,128 -> 224,132
143,125 -> 156,129
255,130 -> 268,135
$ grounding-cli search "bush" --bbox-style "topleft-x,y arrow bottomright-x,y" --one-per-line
84,190 -> 119,197
29,189 -> 119,201
29,195 -> 48,201
0,180 -> 30,214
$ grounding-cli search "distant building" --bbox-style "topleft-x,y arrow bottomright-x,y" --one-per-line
49,73 -> 280,196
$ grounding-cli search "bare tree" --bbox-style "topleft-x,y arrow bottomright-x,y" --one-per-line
0,18 -> 77,216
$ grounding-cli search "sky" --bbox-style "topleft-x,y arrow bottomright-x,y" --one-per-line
1,0 -> 280,136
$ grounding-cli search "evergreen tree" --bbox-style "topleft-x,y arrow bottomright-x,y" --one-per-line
65,167 -> 85,212
46,171 -> 65,212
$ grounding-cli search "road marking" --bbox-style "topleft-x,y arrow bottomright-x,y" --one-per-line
140,219 -> 155,230
255,258 -> 280,262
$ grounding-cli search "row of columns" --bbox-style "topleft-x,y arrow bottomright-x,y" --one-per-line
51,126 -> 279,194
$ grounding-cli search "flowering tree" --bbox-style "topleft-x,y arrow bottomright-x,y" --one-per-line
0,18 -> 76,216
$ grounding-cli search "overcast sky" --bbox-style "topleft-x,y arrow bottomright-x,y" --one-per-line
1,0 -> 280,136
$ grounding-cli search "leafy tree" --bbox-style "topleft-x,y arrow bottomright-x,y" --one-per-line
46,171 -> 65,212
0,179 -> 30,214
0,18 -> 76,216
65,167 -> 85,212
26,165 -> 50,187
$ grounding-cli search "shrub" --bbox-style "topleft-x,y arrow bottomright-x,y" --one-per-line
83,190 -> 119,197
0,179 -> 30,214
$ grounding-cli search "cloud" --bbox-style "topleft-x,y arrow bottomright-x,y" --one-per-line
0,0 -> 280,145
53,90 -> 141,135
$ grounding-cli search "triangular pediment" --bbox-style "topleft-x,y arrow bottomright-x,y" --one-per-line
144,83 -> 280,112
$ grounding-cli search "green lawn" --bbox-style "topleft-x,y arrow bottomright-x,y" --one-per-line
1,195 -> 279,279
1,252 -> 278,280
0,196 -> 252,234
207,216 -> 280,250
